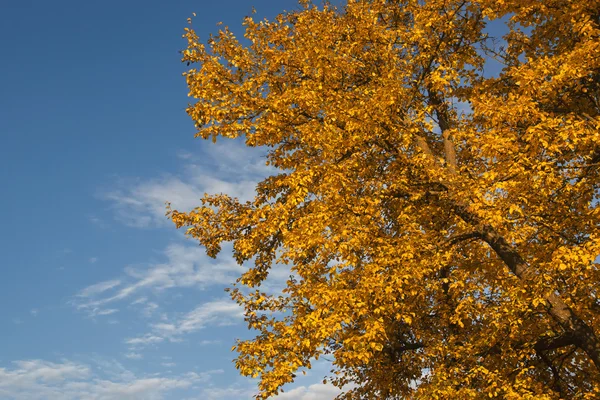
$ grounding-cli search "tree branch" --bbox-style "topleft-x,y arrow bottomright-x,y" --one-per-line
427,89 -> 457,175
451,203 -> 600,371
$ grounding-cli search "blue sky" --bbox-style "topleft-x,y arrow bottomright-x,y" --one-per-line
0,1 -> 342,399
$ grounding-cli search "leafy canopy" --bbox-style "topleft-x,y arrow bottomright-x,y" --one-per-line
170,0 -> 600,398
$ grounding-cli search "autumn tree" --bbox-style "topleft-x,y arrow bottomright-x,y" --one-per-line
170,0 -> 600,398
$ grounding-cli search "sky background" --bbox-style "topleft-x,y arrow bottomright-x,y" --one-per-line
0,1 -> 507,399
0,1 -> 344,399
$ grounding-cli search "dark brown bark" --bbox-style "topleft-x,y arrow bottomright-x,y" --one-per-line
409,90 -> 600,371
452,203 -> 600,371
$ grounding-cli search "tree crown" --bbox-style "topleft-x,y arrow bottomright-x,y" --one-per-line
171,0 -> 600,398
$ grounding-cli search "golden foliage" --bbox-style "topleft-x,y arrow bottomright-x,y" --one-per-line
171,0 -> 600,398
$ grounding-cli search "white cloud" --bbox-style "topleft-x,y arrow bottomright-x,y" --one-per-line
152,299 -> 243,338
274,383 -> 343,400
130,297 -> 147,306
199,339 -> 221,346
30,309 -> 39,317
187,379 -> 346,400
105,173 -> 259,228
102,140 -> 273,229
141,302 -> 159,317
196,386 -> 256,400
126,299 -> 243,350
77,280 -> 122,298
90,257 -> 98,264
0,358 -> 219,400
1,359 -> 90,383
90,377 -> 190,399
95,309 -> 119,316
124,335 -> 164,348
72,243 -> 244,318
123,353 -> 143,360
104,176 -> 205,228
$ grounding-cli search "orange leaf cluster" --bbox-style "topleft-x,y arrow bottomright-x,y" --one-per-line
171,0 -> 600,398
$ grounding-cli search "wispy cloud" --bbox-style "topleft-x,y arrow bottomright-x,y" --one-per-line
72,243 -> 244,318
130,297 -> 147,306
0,358 -> 220,400
126,299 -> 243,350
102,140 -> 273,229
152,299 -> 243,338
77,280 -> 122,298
94,309 -> 119,316
140,302 -> 159,318
199,339 -> 221,346
123,353 -> 143,360
124,334 -> 164,348
104,175 -> 205,228
188,381 -> 345,400
197,386 -> 257,400
273,383 -> 344,399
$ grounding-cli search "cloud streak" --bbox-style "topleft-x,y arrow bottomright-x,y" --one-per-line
72,243 -> 244,318
124,335 -> 164,347
0,359 -> 221,400
152,299 -> 243,337
125,299 -> 243,350
103,139 -> 274,229
77,280 -> 122,298
273,383 -> 344,400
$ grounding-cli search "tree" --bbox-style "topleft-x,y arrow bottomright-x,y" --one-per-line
170,0 -> 600,398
